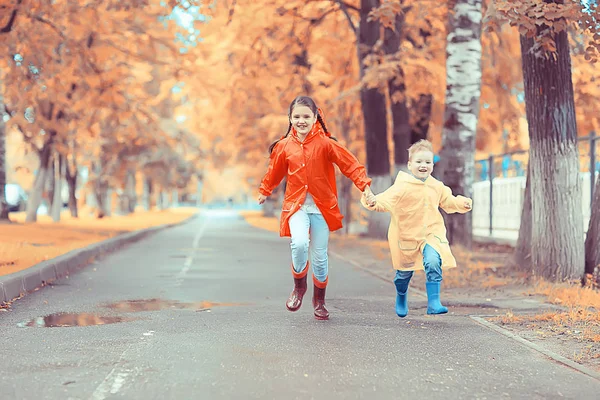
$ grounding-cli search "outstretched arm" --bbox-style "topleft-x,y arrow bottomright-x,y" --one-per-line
258,143 -> 287,202
328,139 -> 372,192
360,182 -> 402,213
439,185 -> 472,214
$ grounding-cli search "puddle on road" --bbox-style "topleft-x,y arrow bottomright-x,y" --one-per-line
102,298 -> 247,313
18,313 -> 133,328
17,299 -> 246,327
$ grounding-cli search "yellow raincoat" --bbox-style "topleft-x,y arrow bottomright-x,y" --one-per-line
361,171 -> 472,271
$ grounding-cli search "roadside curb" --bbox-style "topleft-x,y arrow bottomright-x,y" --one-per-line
470,316 -> 600,382
0,212 -> 200,305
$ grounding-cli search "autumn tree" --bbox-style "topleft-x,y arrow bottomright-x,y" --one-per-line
358,0 -> 391,238
1,0 -> 197,220
486,0 -> 600,281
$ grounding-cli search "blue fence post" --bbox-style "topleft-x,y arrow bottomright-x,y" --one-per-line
488,155 -> 494,236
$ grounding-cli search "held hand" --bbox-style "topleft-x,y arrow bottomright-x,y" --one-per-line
258,194 -> 267,205
367,193 -> 377,207
362,189 -> 376,207
464,201 -> 472,210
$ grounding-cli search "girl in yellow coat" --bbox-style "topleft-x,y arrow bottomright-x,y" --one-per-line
361,140 -> 472,317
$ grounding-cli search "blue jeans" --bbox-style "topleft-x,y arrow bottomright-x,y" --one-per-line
288,209 -> 329,283
395,244 -> 442,283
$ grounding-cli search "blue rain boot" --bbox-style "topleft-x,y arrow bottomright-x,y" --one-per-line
426,282 -> 448,315
393,276 -> 411,318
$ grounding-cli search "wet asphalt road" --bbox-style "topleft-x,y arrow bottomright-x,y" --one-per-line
1,209 -> 599,400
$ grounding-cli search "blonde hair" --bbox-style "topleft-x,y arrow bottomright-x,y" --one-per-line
408,139 -> 434,161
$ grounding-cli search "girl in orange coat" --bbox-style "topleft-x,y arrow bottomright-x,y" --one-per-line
361,140 -> 472,317
258,96 -> 376,320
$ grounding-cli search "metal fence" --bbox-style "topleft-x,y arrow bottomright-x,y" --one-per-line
473,131 -> 599,237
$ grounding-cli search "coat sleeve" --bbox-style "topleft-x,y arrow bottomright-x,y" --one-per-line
360,182 -> 402,213
259,142 -> 287,196
328,139 -> 372,192
439,185 -> 472,214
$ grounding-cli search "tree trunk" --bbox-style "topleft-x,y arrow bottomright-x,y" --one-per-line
360,0 -> 391,239
143,176 -> 152,211
126,169 -> 136,213
513,164 -> 532,271
0,86 -> 8,220
520,17 -> 584,281
336,106 -> 355,235
65,154 -> 78,218
585,175 -> 600,282
383,12 -> 411,173
51,152 -> 64,222
93,160 -> 110,218
25,141 -> 53,222
196,176 -> 203,206
339,177 -> 352,235
410,94 -> 433,144
46,152 -> 55,210
439,0 -> 483,249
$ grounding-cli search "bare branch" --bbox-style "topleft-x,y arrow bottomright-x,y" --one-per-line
333,0 -> 357,37
226,0 -> 238,25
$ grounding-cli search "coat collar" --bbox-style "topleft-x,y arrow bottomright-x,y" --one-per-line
397,171 -> 434,185
290,123 -> 327,144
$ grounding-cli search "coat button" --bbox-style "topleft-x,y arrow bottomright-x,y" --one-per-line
305,185 -> 308,188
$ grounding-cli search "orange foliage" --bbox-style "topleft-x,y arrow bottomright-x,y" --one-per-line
2,0 -> 600,204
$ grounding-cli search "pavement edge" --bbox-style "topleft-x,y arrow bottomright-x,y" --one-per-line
0,212 -> 200,305
470,315 -> 600,382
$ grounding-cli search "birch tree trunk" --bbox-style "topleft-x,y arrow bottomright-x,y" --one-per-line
585,175 -> 600,282
520,21 -> 584,281
360,0 -> 391,239
439,0 -> 483,249
0,79 -> 8,220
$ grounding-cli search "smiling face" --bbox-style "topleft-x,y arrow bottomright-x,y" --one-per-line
408,150 -> 434,179
290,105 -> 317,136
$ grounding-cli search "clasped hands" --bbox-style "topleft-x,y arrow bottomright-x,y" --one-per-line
259,187 -> 376,207
363,186 -> 376,207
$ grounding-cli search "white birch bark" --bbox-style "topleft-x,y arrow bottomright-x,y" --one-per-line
439,0 -> 483,248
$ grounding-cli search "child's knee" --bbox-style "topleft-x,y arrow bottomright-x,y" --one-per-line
394,270 -> 413,282
290,236 -> 309,252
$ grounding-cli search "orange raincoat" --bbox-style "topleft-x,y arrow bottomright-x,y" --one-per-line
361,171 -> 472,271
259,125 -> 371,237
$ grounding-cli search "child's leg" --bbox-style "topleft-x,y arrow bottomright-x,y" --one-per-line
288,210 -> 310,273
308,213 -> 330,320
423,244 -> 448,314
393,270 -> 413,318
308,213 -> 329,284
286,210 -> 311,312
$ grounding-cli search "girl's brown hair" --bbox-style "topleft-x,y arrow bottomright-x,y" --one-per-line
268,96 -> 335,154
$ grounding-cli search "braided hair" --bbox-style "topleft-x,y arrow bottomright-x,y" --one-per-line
268,96 -> 336,154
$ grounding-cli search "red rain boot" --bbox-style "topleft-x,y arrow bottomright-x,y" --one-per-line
286,263 -> 308,312
312,275 -> 329,320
